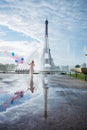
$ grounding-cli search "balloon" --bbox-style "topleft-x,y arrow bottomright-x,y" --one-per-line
21,57 -> 24,60
11,100 -> 14,104
11,52 -> 15,56
21,61 -> 24,64
5,51 -> 25,64
15,59 -> 19,62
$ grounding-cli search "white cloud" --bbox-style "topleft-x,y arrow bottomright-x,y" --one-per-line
0,0 -> 87,65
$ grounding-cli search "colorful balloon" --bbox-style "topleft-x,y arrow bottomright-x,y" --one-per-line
5,51 -> 25,64
20,59 -> 24,63
11,52 -> 15,56
21,57 -> 24,60
15,59 -> 19,63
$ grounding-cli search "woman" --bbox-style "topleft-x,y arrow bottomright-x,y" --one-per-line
27,60 -> 35,93
27,60 -> 35,77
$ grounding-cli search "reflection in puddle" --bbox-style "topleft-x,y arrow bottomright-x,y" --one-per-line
43,86 -> 49,119
42,74 -> 49,119
0,72 -> 50,121
0,73 -> 37,112
28,75 -> 35,93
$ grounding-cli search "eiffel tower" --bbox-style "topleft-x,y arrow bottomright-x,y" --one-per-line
41,19 -> 55,71
16,19 -> 56,73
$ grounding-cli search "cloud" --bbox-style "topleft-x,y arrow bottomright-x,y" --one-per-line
0,31 -> 6,37
0,40 -> 42,67
0,0 -> 87,65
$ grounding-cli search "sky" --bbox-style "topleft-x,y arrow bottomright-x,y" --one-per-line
0,0 -> 87,67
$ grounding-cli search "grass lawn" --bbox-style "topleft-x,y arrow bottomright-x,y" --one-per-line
68,73 -> 87,81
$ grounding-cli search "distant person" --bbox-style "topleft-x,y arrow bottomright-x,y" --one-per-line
27,60 -> 35,77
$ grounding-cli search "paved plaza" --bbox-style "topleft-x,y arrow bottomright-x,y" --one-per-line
0,74 -> 87,130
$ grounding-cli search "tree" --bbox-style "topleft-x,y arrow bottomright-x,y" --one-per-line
75,64 -> 80,68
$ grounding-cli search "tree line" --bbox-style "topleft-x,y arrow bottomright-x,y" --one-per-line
0,63 -> 17,72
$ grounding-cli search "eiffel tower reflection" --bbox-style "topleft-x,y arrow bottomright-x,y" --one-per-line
43,74 -> 49,119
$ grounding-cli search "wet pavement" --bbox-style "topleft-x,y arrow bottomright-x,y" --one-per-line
0,73 -> 87,130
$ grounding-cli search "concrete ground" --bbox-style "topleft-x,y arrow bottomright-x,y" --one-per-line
0,74 -> 87,130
